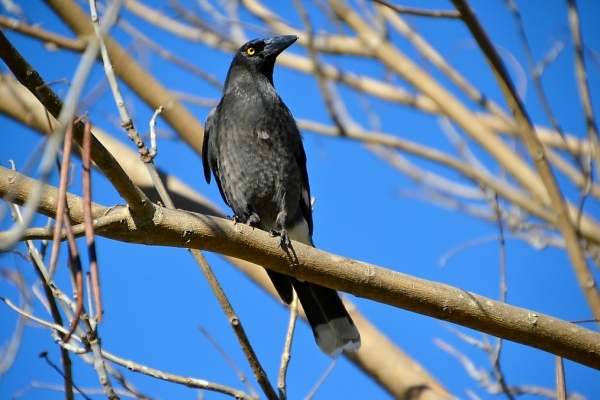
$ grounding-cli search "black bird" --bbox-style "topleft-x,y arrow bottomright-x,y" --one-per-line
202,35 -> 361,356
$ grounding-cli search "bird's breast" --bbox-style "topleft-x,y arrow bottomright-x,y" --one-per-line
215,96 -> 302,223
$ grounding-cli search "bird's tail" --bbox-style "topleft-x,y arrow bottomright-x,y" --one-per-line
268,216 -> 361,356
291,278 -> 361,357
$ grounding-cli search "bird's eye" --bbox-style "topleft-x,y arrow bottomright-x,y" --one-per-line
246,47 -> 256,56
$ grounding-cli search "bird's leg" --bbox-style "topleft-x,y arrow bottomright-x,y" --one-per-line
269,228 -> 290,247
272,210 -> 291,247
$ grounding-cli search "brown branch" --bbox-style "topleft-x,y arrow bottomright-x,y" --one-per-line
82,121 -> 102,322
0,30 -> 153,219
0,14 -> 87,51
2,167 -> 600,371
45,0 -> 206,158
451,0 -> 600,325
48,123 -> 74,277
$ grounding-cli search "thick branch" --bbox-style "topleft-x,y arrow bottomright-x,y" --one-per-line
2,166 -> 599,371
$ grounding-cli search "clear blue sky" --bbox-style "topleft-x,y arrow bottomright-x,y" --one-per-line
1,0 -> 599,399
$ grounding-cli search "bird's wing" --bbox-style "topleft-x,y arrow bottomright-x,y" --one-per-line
202,108 -> 216,184
297,142 -> 314,240
203,107 -> 232,208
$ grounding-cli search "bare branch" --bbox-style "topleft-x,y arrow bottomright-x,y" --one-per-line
451,0 -> 600,324
567,0 -> 600,170
2,167 -> 600,371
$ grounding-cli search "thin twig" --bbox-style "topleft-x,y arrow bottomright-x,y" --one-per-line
505,0 -> 594,225
0,14 -> 87,51
81,313 -> 118,399
40,352 -> 91,400
0,296 -> 75,337
567,0 -> 600,172
294,0 -> 349,135
190,250 -> 278,400
278,292 -> 298,400
0,268 -> 30,376
148,107 -> 163,159
82,120 -> 102,323
118,18 -> 223,90
61,212 -> 84,343
48,122 -> 73,278
380,6 -> 513,128
305,359 -> 337,400
102,350 -> 253,399
25,245 -> 75,399
7,182 -> 75,399
504,0 -> 570,150
373,0 -> 461,18
556,356 -> 566,400
199,326 -> 257,397
89,0 -> 173,208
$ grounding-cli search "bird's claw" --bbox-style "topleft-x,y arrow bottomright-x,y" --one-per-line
227,215 -> 242,224
270,229 -> 291,247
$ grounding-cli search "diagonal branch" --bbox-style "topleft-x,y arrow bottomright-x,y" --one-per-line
2,166 -> 600,371
0,30 -> 153,219
44,0 -> 206,157
451,0 -> 600,325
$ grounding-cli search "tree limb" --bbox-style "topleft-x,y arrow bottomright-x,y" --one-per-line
2,166 -> 599,371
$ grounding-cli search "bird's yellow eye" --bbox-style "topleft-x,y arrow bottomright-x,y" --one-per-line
246,47 -> 256,56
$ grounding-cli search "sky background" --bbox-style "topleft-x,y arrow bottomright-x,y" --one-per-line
1,0 -> 600,399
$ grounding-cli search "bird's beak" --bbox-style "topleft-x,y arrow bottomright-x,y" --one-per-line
262,35 -> 298,59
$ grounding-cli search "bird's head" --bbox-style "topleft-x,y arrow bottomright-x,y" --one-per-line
226,35 -> 298,86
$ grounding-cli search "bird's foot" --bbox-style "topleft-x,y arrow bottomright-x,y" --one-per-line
227,215 -> 242,224
270,229 -> 291,247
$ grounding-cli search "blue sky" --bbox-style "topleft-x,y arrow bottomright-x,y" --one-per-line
1,0 -> 600,399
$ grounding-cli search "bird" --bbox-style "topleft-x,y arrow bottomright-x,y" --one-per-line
201,35 -> 361,356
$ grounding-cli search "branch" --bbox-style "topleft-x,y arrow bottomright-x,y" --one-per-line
451,0 -> 600,325
0,30 -> 153,219
372,0 -> 461,18
567,0 -> 600,170
2,166 -> 599,371
44,0 -> 206,157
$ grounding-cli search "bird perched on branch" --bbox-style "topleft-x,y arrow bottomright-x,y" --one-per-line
202,35 -> 361,356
